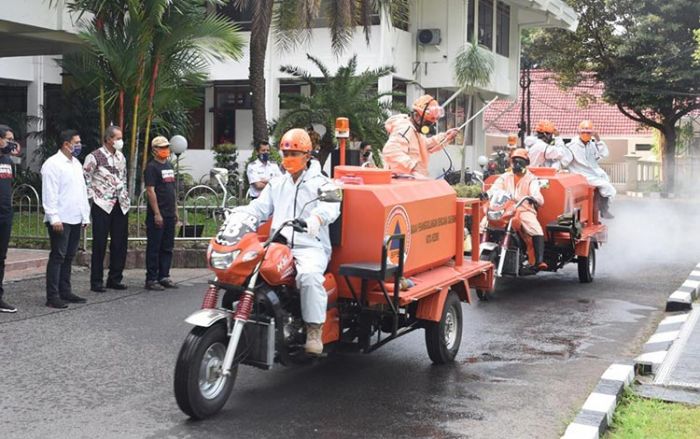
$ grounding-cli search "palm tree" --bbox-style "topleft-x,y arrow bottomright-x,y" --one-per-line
233,0 -> 409,145
454,42 -> 493,184
272,54 -> 403,165
53,0 -> 244,198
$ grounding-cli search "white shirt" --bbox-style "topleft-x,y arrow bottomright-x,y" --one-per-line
41,151 -> 91,225
525,135 -> 569,169
246,159 -> 282,198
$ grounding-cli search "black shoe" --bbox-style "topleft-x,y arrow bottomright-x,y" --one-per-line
46,298 -> 68,309
159,278 -> 179,289
61,293 -> 87,304
145,281 -> 165,291
91,284 -> 107,293
106,282 -> 128,290
0,299 -> 17,313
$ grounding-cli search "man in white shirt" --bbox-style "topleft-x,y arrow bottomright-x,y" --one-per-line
41,129 -> 91,308
246,140 -> 281,199
84,126 -> 130,292
525,120 -> 570,169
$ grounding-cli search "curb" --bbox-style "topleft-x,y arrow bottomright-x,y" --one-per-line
562,261 -> 700,438
561,363 -> 635,439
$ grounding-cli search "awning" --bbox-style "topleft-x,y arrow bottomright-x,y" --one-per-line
0,20 -> 82,57
511,0 -> 579,32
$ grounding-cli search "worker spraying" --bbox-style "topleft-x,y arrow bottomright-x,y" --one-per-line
566,120 -> 615,219
382,95 -> 459,177
525,120 -> 570,169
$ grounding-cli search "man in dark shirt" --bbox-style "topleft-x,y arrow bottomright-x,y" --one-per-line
0,125 -> 18,312
144,136 -> 179,290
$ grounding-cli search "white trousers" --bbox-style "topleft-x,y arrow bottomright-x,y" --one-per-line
292,246 -> 329,324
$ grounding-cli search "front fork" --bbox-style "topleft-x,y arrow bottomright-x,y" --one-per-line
221,262 -> 263,376
496,219 -> 514,278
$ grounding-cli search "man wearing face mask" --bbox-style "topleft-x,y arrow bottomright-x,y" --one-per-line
382,94 -> 459,177
524,120 -> 570,169
83,125 -> 130,292
246,140 -> 281,199
233,128 -> 340,355
359,142 -> 375,167
488,148 -> 547,271
144,136 -> 179,290
566,120 -> 615,219
41,129 -> 91,308
0,125 -> 20,313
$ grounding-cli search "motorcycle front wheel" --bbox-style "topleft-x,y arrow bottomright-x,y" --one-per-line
174,322 -> 237,419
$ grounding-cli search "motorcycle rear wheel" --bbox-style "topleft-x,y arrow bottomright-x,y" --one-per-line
174,322 -> 237,419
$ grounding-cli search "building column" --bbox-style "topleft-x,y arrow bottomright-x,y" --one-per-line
204,85 -> 215,150
26,56 -> 44,170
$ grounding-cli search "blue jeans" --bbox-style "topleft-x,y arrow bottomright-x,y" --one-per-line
46,223 -> 82,300
145,215 -> 175,282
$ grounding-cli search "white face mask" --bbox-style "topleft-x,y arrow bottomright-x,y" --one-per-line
113,139 -> 124,151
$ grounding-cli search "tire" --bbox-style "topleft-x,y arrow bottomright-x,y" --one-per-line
477,249 -> 498,300
424,291 -> 464,364
174,322 -> 237,419
578,244 -> 596,283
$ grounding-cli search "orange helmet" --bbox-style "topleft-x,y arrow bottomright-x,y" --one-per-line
511,148 -> 530,164
412,94 -> 444,123
279,128 -> 312,153
579,120 -> 594,132
535,120 -> 556,134
507,134 -> 518,146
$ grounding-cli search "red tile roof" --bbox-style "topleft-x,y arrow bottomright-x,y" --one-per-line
484,70 -> 651,137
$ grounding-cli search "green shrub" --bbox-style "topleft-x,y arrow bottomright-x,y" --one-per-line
452,184 -> 483,199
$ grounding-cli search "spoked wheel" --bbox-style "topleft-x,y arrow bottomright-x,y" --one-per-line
425,291 -> 463,364
578,244 -> 596,283
174,322 -> 237,419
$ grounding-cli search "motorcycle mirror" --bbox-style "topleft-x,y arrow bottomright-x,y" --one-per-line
477,155 -> 489,168
538,179 -> 550,189
317,184 -> 343,203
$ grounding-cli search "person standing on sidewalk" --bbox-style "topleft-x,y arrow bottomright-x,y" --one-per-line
0,125 -> 19,313
144,136 -> 179,291
83,126 -> 130,293
246,140 -> 281,200
41,129 -> 91,308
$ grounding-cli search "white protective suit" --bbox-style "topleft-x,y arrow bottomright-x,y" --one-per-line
525,135 -> 571,169
565,137 -> 616,198
234,160 -> 340,324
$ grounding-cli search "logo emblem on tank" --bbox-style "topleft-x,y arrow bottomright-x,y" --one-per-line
384,205 -> 411,265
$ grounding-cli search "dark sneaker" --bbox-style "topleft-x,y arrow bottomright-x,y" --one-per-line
91,284 -> 107,293
0,299 -> 17,313
159,278 -> 179,289
61,293 -> 87,304
106,282 -> 128,290
46,298 -> 68,309
145,281 -> 165,291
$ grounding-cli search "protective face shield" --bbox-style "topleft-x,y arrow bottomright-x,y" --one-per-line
512,157 -> 528,174
113,139 -> 124,151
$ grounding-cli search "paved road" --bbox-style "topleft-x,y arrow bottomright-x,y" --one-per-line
2,198 -> 699,439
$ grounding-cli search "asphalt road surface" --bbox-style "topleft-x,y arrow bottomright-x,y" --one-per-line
2,197 -> 699,439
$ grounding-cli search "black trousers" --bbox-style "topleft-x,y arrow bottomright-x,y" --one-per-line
145,215 -> 175,282
90,202 -> 128,287
46,223 -> 82,300
0,215 -> 12,300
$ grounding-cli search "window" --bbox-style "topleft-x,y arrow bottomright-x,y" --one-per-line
496,2 -> 510,56
424,88 -> 472,145
393,79 -> 408,108
217,1 -> 253,32
279,83 -> 302,110
635,143 -> 653,152
478,0 -> 493,49
188,102 -> 205,150
0,85 -> 27,113
467,0 -> 475,43
214,85 -> 252,146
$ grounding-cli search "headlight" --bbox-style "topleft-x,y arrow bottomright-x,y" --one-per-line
487,210 -> 503,221
210,250 -> 240,269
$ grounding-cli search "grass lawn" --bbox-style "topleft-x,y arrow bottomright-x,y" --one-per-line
607,392 -> 700,439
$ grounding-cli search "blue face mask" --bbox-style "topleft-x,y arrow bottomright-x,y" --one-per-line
71,143 -> 82,157
260,152 -> 270,163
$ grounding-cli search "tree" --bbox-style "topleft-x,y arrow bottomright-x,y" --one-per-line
272,54 -> 403,165
454,42 -> 493,184
523,0 -> 700,194
234,0 -> 409,146
54,0 -> 244,198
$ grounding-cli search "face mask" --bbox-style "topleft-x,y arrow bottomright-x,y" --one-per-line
155,148 -> 170,159
282,155 -> 306,174
1,140 -> 18,155
71,143 -> 82,157
113,139 -> 124,151
512,159 -> 527,174
420,124 -> 437,136
362,151 -> 371,158
580,133 -> 592,143
260,152 -> 270,163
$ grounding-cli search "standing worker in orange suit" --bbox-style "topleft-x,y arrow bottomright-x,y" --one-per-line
382,95 -> 459,177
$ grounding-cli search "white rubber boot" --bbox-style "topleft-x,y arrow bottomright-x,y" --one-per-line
305,323 -> 323,355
